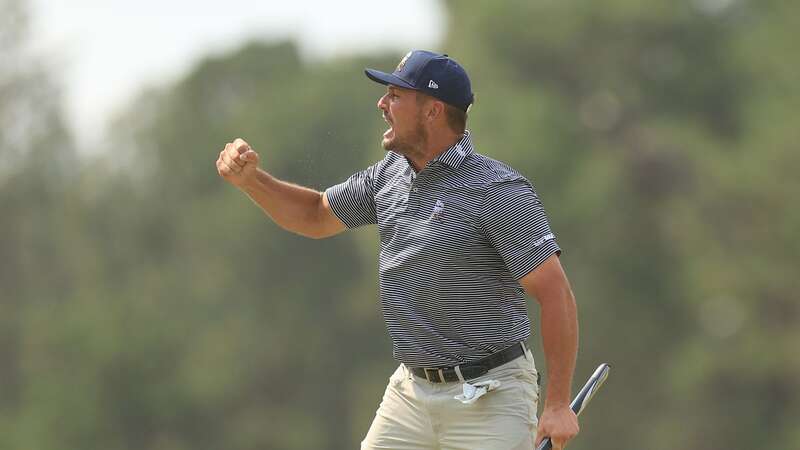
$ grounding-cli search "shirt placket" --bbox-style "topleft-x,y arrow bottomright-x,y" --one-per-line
392,167 -> 413,215
409,163 -> 438,215
408,173 -> 421,214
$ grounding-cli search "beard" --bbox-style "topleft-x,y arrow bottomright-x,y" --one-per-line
381,117 -> 427,156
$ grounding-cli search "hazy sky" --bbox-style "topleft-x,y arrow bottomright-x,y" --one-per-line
30,0 -> 444,149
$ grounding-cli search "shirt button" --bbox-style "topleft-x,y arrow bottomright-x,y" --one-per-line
412,187 -> 419,193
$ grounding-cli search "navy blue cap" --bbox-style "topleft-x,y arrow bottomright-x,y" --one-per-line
365,50 -> 474,112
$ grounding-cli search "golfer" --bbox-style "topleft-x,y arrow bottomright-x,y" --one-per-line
216,50 -> 579,450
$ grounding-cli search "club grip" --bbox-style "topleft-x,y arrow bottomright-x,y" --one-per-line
536,437 -> 554,450
535,363 -> 610,450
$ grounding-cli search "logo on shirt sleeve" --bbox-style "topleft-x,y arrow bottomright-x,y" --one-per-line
532,233 -> 555,247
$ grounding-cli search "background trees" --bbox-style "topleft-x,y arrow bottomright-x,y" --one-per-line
2,0 -> 797,448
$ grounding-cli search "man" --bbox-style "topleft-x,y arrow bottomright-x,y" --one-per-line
216,50 -> 579,450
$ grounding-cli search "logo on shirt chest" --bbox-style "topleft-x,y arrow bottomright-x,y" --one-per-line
431,199 -> 445,220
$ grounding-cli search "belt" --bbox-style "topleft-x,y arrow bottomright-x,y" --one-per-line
409,342 -> 526,383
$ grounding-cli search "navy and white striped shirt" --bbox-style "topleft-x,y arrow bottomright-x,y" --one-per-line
325,131 -> 560,368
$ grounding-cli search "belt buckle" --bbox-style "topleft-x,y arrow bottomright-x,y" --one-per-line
424,368 -> 445,383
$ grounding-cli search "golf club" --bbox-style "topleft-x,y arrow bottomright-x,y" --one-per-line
536,363 -> 611,450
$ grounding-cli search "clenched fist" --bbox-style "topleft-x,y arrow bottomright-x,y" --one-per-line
216,138 -> 260,188
536,404 -> 579,450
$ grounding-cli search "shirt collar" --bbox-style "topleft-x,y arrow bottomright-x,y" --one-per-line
432,130 -> 474,170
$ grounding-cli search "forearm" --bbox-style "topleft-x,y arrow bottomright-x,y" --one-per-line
539,286 -> 579,408
240,168 -> 326,238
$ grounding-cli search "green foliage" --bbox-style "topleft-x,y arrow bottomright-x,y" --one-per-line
1,0 -> 798,449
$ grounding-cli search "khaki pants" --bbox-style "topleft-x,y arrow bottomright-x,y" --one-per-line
362,348 -> 540,450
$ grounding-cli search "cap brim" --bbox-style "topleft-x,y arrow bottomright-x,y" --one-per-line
364,69 -> 416,90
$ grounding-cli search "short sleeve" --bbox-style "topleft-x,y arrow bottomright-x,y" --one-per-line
480,177 -> 561,279
324,163 -> 379,228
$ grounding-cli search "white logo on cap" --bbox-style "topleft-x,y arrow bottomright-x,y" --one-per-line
396,51 -> 412,72
428,80 -> 439,89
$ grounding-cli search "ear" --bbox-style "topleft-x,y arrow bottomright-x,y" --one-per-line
426,100 -> 445,123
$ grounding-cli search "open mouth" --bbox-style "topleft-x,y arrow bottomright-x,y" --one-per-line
383,115 -> 394,138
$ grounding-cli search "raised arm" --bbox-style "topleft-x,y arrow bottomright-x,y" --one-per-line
216,138 -> 346,239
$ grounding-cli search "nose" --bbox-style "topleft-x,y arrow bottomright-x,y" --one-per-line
377,93 -> 388,111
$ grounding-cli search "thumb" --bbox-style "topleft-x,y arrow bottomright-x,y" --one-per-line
535,422 -> 547,447
240,150 -> 259,164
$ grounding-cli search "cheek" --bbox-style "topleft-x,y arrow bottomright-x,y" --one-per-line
388,107 -> 402,126
391,105 -> 413,129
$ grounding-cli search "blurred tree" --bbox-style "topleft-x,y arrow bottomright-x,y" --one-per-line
37,41 -> 401,449
0,0 -> 76,447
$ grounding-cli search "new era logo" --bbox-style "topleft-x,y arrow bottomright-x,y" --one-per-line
428,80 -> 439,89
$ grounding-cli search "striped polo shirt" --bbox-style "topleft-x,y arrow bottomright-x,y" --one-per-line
325,131 -> 561,368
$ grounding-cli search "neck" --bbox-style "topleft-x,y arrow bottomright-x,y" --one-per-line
406,130 -> 463,172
